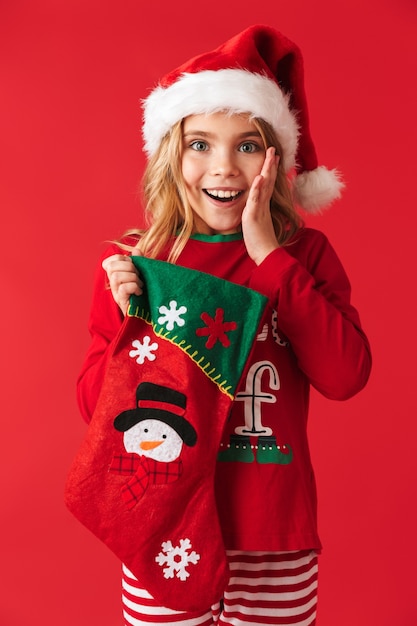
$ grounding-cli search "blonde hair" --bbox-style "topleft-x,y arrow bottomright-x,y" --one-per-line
121,115 -> 302,263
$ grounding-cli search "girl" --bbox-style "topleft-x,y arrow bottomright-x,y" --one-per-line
76,25 -> 371,626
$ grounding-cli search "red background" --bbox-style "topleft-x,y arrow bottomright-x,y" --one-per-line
1,1 -> 416,624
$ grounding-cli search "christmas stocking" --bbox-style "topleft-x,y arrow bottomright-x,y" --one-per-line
65,257 -> 267,612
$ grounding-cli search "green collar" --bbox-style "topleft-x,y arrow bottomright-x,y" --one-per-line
190,232 -> 243,243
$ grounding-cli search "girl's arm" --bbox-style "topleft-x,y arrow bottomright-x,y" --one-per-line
76,246 -> 141,422
242,149 -> 370,399
249,228 -> 372,400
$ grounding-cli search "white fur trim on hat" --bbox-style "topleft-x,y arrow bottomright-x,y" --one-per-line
142,68 -> 299,170
292,166 -> 345,212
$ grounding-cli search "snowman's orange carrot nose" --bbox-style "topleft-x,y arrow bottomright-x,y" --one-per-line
140,440 -> 163,450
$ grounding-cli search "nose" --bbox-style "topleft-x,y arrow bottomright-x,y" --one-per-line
209,148 -> 239,177
140,440 -> 163,450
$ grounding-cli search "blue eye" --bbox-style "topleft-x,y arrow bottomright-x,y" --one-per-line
190,140 -> 208,151
239,142 -> 259,153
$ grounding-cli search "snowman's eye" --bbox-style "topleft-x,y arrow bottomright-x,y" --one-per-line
162,434 -> 167,439
144,428 -> 149,433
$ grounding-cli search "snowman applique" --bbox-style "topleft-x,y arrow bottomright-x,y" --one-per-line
109,381 -> 197,509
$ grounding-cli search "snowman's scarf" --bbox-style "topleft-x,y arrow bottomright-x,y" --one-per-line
109,453 -> 182,508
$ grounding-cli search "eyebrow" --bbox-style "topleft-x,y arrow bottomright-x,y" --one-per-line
183,130 -> 262,139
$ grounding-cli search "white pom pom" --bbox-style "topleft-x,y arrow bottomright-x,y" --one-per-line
293,166 -> 345,213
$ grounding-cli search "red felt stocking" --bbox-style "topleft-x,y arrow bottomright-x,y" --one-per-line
65,257 -> 267,611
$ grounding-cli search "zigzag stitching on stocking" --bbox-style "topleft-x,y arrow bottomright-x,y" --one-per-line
127,304 -> 234,398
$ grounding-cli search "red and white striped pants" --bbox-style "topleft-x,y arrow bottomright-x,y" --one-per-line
122,550 -> 318,626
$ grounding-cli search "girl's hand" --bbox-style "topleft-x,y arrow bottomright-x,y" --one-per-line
102,254 -> 143,316
241,146 -> 280,266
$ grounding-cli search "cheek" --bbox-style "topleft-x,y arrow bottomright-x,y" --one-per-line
245,156 -> 265,181
181,156 -> 202,189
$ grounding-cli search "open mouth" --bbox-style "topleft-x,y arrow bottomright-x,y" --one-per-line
204,189 -> 243,203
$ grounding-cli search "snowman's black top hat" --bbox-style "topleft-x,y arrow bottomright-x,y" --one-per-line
114,382 -> 197,447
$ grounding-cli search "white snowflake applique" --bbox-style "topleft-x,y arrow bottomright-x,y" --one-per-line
129,336 -> 159,364
158,300 -> 187,331
155,538 -> 200,581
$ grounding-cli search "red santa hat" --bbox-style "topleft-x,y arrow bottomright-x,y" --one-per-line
142,24 -> 344,213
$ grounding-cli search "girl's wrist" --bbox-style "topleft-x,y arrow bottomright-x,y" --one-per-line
251,244 -> 279,266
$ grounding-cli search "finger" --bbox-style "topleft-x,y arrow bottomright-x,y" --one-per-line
259,146 -> 278,178
102,254 -> 132,272
103,257 -> 143,285
116,280 -> 142,299
247,174 -> 264,204
259,147 -> 272,177
259,150 -> 279,200
248,166 -> 274,203
108,268 -> 142,284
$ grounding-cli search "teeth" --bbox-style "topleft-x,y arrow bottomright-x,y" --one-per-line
207,189 -> 240,199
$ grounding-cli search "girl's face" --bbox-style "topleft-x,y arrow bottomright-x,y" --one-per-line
181,112 -> 266,235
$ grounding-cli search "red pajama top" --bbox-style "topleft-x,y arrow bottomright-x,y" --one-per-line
77,227 -> 371,552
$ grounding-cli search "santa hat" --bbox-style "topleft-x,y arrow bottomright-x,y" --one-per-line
142,24 -> 344,213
